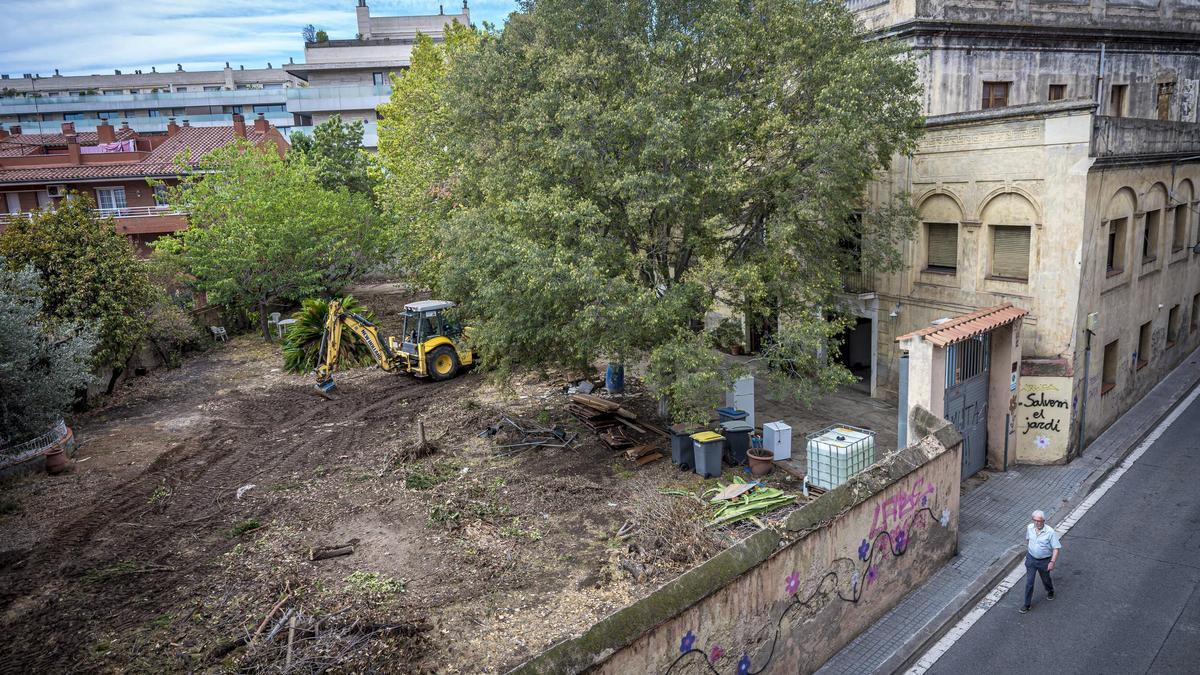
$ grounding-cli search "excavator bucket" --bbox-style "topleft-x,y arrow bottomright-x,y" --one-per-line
314,377 -> 337,400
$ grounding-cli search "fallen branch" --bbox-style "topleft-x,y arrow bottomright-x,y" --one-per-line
251,592 -> 291,644
309,545 -> 354,561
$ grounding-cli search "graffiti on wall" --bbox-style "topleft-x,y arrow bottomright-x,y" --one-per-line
664,480 -> 952,674
1016,376 -> 1072,459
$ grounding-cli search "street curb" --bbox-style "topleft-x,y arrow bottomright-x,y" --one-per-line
882,362 -> 1200,675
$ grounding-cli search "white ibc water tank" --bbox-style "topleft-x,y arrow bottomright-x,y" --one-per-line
806,425 -> 876,490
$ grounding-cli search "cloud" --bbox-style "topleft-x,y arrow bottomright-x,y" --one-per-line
0,0 -> 517,76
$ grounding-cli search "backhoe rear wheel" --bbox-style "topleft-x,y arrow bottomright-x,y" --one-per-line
428,345 -> 460,381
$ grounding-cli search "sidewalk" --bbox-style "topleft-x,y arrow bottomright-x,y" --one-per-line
817,346 -> 1200,675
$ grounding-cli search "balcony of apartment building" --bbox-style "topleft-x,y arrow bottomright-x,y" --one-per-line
0,88 -> 288,115
0,204 -> 188,235
284,84 -> 392,114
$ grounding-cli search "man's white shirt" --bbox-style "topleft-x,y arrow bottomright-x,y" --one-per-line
1026,523 -> 1061,559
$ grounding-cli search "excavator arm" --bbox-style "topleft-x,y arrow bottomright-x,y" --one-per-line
314,300 -> 399,395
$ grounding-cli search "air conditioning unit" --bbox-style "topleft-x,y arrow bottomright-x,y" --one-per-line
46,185 -> 67,198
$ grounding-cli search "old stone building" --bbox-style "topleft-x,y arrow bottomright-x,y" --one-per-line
849,0 -> 1200,473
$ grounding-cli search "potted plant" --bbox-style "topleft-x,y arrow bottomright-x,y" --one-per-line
747,447 -> 774,477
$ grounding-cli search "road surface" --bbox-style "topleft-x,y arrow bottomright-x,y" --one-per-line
925,391 -> 1200,675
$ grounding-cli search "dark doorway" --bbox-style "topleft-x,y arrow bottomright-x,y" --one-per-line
836,317 -> 873,394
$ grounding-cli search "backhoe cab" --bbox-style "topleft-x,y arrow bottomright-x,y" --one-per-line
313,299 -> 474,395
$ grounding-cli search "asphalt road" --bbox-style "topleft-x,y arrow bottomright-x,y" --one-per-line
926,392 -> 1200,675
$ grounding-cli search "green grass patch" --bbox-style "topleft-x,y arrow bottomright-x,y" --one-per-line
405,461 -> 459,490
343,571 -> 405,598
227,519 -> 262,537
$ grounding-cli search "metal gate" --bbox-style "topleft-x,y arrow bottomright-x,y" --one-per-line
944,334 -> 990,479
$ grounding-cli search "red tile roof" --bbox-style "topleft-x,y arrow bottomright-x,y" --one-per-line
895,303 -> 1028,347
0,126 -> 276,184
0,128 -> 138,157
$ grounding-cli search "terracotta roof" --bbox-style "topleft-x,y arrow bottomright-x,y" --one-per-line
895,303 -> 1028,347
0,129 -> 138,157
0,126 -> 274,184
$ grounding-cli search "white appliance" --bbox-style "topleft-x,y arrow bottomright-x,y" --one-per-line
764,421 -> 792,461
806,425 -> 876,490
724,375 -> 755,428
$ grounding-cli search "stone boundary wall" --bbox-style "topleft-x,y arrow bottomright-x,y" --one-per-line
511,406 -> 962,675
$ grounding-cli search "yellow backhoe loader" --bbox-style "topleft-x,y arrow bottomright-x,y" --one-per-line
314,299 -> 474,395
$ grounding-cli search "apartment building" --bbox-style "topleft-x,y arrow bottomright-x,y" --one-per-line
285,1 -> 471,146
0,64 -> 301,135
848,0 -> 1200,476
0,114 -> 288,254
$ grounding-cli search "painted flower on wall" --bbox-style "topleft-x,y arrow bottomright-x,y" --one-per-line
867,565 -> 877,585
940,509 -> 951,528
895,529 -> 908,553
921,493 -> 929,507
680,630 -> 695,654
710,645 -> 726,663
738,653 -> 752,675
858,539 -> 870,561
1035,435 -> 1051,450
785,572 -> 800,595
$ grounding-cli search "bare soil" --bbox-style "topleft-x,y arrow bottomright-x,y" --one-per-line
0,284 -> 798,673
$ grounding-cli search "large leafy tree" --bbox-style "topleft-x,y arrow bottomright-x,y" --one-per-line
0,261 -> 96,445
376,22 -> 478,284
289,114 -> 375,196
156,141 -> 386,340
0,196 -> 158,373
379,0 -> 923,422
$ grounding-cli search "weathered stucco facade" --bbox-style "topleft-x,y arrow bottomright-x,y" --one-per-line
858,0 -> 1200,465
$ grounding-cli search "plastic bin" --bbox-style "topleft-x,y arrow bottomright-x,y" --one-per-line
806,425 -> 876,490
670,424 -> 696,470
720,421 -> 754,465
716,406 -> 748,424
692,431 -> 725,478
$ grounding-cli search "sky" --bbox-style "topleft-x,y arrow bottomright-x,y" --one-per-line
0,0 -> 518,77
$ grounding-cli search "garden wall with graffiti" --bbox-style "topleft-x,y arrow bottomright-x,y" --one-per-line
510,406 -> 962,675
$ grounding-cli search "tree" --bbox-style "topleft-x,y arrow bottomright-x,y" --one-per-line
376,22 -> 478,285
0,195 -> 158,375
379,0 -> 923,421
315,30 -> 329,43
302,24 -> 317,43
0,261 -> 96,446
155,141 -> 386,340
289,114 -> 375,196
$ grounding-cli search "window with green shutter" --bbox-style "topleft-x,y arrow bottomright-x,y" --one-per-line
991,225 -> 1030,280
925,222 -> 957,272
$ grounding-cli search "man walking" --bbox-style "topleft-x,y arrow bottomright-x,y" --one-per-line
1021,510 -> 1061,613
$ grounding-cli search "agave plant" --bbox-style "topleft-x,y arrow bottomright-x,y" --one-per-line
282,296 -> 379,374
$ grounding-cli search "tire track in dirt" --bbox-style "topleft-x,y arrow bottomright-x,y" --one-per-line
0,371 -> 469,672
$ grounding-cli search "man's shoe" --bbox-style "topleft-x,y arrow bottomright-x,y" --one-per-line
1019,606 -> 1029,614
1047,592 -> 1055,600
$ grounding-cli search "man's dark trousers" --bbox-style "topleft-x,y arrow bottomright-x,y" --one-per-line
1024,552 -> 1054,607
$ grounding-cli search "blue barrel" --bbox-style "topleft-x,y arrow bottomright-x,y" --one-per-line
605,363 -> 625,394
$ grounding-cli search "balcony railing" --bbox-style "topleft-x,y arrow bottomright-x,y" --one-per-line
0,206 -> 187,224
841,264 -> 875,294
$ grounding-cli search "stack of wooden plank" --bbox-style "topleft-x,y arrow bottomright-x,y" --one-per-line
568,393 -> 668,460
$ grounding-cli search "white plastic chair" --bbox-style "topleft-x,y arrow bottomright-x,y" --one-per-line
268,312 -> 281,331
210,326 -> 228,342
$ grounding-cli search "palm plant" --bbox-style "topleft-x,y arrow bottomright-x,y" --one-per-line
282,296 -> 378,374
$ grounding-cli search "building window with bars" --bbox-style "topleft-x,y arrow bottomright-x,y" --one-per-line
945,334 -> 990,388
982,81 -> 1010,109
925,222 -> 958,274
991,225 -> 1030,280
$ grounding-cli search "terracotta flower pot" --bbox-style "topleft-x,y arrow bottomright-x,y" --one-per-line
44,446 -> 69,475
747,448 -> 774,477
729,344 -> 744,356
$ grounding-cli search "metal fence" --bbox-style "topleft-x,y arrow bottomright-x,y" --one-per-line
1,419 -> 68,470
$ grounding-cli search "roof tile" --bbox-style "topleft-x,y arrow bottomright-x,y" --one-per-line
895,303 -> 1028,347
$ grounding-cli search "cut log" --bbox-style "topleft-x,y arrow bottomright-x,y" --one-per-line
309,545 -> 355,561
570,393 -> 620,412
635,452 -> 664,466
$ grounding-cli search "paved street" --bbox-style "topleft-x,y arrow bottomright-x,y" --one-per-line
925,392 -> 1200,675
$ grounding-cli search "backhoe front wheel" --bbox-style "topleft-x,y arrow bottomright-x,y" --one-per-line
428,345 -> 460,381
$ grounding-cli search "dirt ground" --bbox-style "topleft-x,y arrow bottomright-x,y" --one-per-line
0,283 -> 808,673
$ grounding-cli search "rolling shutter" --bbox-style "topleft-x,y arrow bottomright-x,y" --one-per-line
926,223 -> 957,270
992,225 -> 1030,279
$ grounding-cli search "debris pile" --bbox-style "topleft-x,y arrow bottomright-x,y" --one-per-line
479,416 -> 577,457
568,393 -> 668,464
